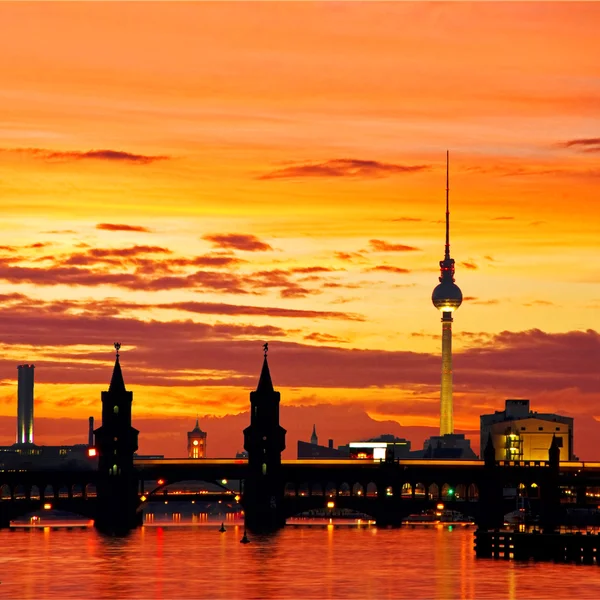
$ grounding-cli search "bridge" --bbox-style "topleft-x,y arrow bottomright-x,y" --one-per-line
2,351 -> 600,533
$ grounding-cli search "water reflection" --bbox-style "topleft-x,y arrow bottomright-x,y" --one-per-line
2,522 -> 600,598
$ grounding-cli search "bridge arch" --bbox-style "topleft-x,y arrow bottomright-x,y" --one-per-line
85,483 -> 97,498
0,484 -> 11,500
415,483 -> 426,498
72,484 -> 83,499
352,483 -> 364,497
298,482 -> 309,497
366,482 -> 377,497
467,483 -> 479,501
43,484 -> 55,500
325,482 -> 336,498
455,484 -> 466,501
428,483 -> 439,500
441,483 -> 453,500
310,483 -> 323,496
339,482 -> 350,497
58,485 -> 69,499
14,484 -> 27,500
30,485 -> 40,500
401,483 -> 412,498
284,482 -> 296,497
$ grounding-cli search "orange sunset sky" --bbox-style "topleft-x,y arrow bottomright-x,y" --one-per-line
0,2 -> 599,458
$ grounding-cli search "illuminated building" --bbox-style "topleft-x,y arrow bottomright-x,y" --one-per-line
431,152 -> 462,436
480,399 -> 574,461
187,418 -> 207,459
16,364 -> 35,445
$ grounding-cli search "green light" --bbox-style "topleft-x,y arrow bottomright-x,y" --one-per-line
448,488 -> 454,496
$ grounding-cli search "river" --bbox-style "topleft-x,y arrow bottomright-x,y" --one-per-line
2,519 -> 600,599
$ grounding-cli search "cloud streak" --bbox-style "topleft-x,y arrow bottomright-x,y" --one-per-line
259,159 -> 430,180
97,223 -> 153,233
3,147 -> 169,164
203,233 -> 273,252
561,138 -> 600,153
368,239 -> 420,252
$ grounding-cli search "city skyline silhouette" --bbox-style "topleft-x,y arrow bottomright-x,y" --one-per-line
0,2 -> 598,461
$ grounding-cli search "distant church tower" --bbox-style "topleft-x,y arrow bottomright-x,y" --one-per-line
310,424 -> 318,446
187,418 -> 207,458
431,152 -> 463,436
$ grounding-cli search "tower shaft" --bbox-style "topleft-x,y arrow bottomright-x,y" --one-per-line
440,313 -> 454,436
17,364 -> 35,445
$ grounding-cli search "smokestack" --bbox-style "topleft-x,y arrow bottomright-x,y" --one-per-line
328,439 -> 334,449
88,416 -> 94,446
17,364 -> 35,445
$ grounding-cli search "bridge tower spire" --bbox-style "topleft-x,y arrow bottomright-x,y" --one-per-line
94,343 -> 140,533
243,343 -> 287,532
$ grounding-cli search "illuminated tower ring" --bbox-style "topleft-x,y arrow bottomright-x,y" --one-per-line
432,151 -> 462,436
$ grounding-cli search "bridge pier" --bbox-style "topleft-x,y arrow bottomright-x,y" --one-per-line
0,504 -> 11,529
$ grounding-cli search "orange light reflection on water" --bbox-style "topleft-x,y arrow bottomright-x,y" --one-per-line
1,523 -> 600,598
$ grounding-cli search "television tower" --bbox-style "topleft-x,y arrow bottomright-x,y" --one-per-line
431,151 -> 462,436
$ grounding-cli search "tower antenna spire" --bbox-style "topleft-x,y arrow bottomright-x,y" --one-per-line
445,150 -> 450,261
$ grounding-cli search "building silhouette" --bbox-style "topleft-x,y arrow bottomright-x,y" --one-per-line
431,151 -> 463,437
16,364 -> 35,445
187,418 -> 207,458
0,364 -> 95,469
480,399 -> 574,461
297,438 -> 348,459
310,424 -> 318,446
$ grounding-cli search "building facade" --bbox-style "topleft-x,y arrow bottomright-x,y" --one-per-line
187,419 -> 207,458
480,399 -> 574,461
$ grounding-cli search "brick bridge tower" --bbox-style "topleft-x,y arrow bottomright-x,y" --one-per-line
243,343 -> 286,532
94,343 -> 140,533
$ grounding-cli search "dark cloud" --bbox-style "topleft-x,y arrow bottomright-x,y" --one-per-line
157,301 -> 363,321
97,223 -> 153,233
391,217 -> 423,222
367,265 -> 411,274
88,245 -> 171,258
491,216 -> 514,221
258,159 -> 430,180
303,332 -> 348,344
203,233 -> 273,252
368,239 -> 421,252
461,261 -> 478,270
561,138 -> 600,153
4,147 -> 168,164
334,251 -> 365,262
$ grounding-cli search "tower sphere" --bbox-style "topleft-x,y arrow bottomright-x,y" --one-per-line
432,280 -> 463,312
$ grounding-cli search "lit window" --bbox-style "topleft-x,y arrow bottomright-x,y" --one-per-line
262,463 -> 267,476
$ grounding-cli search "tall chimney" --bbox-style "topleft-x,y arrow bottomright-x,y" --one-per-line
328,439 -> 334,449
88,416 -> 94,446
17,364 -> 35,445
